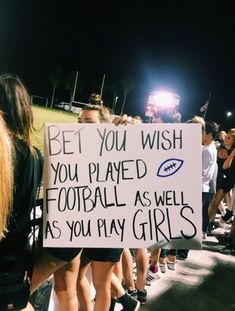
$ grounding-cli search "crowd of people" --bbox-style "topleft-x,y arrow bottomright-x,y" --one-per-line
0,73 -> 234,311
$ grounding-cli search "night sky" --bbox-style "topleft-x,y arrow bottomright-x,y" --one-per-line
1,0 -> 234,127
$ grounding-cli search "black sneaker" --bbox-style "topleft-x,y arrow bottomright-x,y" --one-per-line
221,209 -> 233,222
216,234 -> 232,246
127,288 -> 138,300
121,298 -> 140,311
207,222 -> 215,236
137,289 -> 147,305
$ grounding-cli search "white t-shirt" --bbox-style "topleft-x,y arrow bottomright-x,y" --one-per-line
202,142 -> 217,192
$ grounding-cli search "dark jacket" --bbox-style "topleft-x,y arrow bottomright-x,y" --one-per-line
0,139 -> 43,272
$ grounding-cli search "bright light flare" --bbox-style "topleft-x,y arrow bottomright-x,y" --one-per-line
145,91 -> 180,117
151,91 -> 179,108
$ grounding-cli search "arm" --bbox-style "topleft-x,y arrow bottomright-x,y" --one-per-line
223,148 -> 235,170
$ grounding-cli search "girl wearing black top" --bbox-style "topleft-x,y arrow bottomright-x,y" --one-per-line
208,129 -> 235,232
0,74 -> 43,310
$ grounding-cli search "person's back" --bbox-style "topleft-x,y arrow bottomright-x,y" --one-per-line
0,138 -> 42,272
0,73 -> 43,310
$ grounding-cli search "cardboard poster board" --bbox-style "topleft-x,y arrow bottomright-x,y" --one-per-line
43,123 -> 202,249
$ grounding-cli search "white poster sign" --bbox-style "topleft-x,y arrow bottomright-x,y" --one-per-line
43,123 -> 202,249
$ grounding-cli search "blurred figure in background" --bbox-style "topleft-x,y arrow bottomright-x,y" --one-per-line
146,110 -> 181,283
201,121 -> 219,238
208,129 -> 235,234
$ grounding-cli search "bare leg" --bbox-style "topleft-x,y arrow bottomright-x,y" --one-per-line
208,195 -> 216,222
218,201 -> 226,215
111,273 -> 125,298
135,248 -> 148,291
111,261 -> 123,298
91,261 -> 114,311
121,249 -> 135,291
54,255 -> 80,311
208,190 -> 225,222
149,248 -> 161,267
224,191 -> 232,209
77,258 -> 93,311
113,261 -> 122,281
30,249 -> 66,294
168,254 -> 176,262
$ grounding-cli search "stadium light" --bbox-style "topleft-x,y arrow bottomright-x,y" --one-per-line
145,91 -> 180,117
151,91 -> 179,108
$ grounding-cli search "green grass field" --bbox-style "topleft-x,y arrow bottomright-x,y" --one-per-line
31,106 -> 78,152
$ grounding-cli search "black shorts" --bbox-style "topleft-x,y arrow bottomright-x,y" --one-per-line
46,247 -> 82,262
83,248 -> 123,262
220,177 -> 234,193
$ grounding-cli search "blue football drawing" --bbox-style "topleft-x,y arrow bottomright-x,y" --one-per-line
157,158 -> 184,177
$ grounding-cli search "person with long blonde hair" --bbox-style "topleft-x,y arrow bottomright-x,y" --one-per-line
0,114 -> 14,240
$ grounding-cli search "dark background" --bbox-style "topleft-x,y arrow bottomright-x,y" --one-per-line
0,0 -> 234,128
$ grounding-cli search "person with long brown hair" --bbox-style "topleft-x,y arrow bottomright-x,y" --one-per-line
0,75 -> 80,304
0,73 -> 43,310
